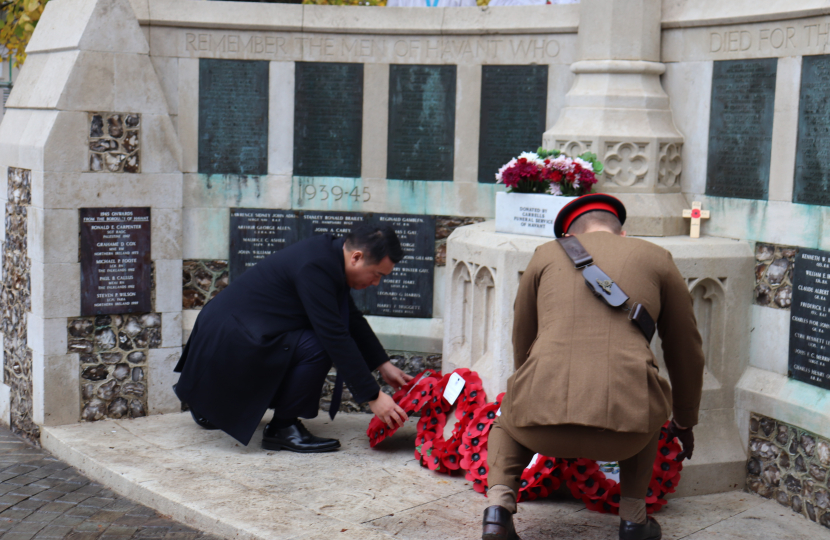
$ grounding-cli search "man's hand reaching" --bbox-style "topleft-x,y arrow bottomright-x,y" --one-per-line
378,361 -> 414,391
369,392 -> 408,430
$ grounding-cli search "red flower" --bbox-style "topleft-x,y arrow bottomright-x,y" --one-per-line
460,447 -> 487,472
565,458 -> 599,482
472,478 -> 487,494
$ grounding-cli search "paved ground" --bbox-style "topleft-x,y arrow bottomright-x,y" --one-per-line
37,412 -> 830,540
0,427 -> 217,540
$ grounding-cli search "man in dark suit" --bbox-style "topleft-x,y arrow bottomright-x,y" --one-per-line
174,225 -> 413,453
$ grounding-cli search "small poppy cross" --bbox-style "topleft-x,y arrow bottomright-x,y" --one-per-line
682,201 -> 709,239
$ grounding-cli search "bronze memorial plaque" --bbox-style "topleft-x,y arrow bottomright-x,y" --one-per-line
706,58 -> 777,200
80,207 -> 152,316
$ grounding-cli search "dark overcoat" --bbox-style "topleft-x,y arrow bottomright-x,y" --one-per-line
174,235 -> 387,445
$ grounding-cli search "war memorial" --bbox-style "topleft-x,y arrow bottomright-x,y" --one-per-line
0,0 -> 829,537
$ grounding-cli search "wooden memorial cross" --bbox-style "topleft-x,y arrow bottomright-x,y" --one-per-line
682,201 -> 710,239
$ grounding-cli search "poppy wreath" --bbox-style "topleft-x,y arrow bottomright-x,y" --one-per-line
366,369 -> 442,448
458,393 -> 505,494
414,369 -> 487,474
560,422 -> 685,515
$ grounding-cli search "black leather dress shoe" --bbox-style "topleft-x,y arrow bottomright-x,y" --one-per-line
482,505 -> 521,540
619,517 -> 662,540
190,410 -> 218,430
262,420 -> 340,453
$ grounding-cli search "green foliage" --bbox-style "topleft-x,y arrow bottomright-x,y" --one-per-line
577,151 -> 604,174
0,0 -> 48,66
536,147 -> 561,159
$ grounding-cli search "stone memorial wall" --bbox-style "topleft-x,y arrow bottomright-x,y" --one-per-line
794,54 -> 830,207
478,65 -> 548,183
705,58 -> 777,200
80,208 -> 152,316
198,59 -> 269,176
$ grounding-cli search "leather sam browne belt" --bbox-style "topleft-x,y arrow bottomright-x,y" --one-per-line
557,236 -> 656,343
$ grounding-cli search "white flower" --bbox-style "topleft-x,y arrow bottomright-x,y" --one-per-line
548,183 -> 562,196
495,158 -> 517,183
518,151 -> 546,168
574,157 -> 594,172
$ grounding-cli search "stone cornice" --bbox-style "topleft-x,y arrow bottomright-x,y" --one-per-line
133,0 -> 579,35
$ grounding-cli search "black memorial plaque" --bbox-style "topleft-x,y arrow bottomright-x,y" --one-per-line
80,208 -> 151,316
387,65 -> 456,181
198,59 -> 269,176
353,213 -> 436,318
794,55 -> 830,206
478,65 -> 548,183
228,209 -> 435,317
706,58 -> 777,200
789,248 -> 830,390
229,209 -> 301,281
299,211 -> 368,239
294,62 -> 364,178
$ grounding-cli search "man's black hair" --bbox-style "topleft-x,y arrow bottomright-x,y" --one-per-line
344,224 -> 404,264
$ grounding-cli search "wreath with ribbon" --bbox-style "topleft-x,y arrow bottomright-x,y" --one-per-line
414,368 -> 487,473
367,368 -> 686,514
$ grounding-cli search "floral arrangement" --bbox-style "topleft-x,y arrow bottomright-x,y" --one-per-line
496,147 -> 604,196
367,368 -> 687,515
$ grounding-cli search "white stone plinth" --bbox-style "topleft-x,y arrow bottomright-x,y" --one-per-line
444,221 -> 754,496
494,192 -> 575,238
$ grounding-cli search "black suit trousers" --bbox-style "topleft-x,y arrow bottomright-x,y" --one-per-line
269,329 -> 333,420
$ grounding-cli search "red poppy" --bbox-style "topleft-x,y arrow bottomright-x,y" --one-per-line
565,458 -> 599,482
460,447 -> 487,472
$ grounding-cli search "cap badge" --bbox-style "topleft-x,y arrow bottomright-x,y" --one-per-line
596,278 -> 614,295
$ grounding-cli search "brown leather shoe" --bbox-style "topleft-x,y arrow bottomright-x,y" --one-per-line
482,505 -> 521,540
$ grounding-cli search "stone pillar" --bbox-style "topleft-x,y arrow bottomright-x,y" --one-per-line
0,0 -> 183,434
543,0 -> 687,236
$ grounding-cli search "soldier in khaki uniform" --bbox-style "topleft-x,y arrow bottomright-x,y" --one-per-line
482,194 -> 704,540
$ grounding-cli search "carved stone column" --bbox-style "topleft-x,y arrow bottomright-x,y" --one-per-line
543,0 -> 687,236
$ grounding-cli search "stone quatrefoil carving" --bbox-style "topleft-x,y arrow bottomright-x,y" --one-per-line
603,142 -> 649,187
658,143 -> 683,188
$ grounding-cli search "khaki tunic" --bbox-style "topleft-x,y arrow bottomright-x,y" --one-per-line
501,231 -> 705,434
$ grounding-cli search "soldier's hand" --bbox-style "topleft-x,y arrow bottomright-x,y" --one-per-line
378,361 -> 414,390
369,392 -> 408,430
668,419 -> 695,460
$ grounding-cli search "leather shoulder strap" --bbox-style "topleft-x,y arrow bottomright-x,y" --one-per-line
556,236 -> 593,268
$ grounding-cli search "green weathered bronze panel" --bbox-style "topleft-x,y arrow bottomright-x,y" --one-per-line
293,62 -> 364,178
198,59 -> 269,176
706,58 -> 777,200
795,55 -> 830,206
387,65 -> 456,182
478,65 -> 548,184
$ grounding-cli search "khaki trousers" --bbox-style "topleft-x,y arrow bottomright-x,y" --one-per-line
487,418 -> 661,523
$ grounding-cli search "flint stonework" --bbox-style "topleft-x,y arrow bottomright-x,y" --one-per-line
2,167 -> 38,443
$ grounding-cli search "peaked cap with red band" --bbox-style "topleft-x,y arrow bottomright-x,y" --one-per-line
554,194 -> 627,238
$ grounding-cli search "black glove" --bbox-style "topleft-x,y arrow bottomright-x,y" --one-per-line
667,419 -> 695,461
